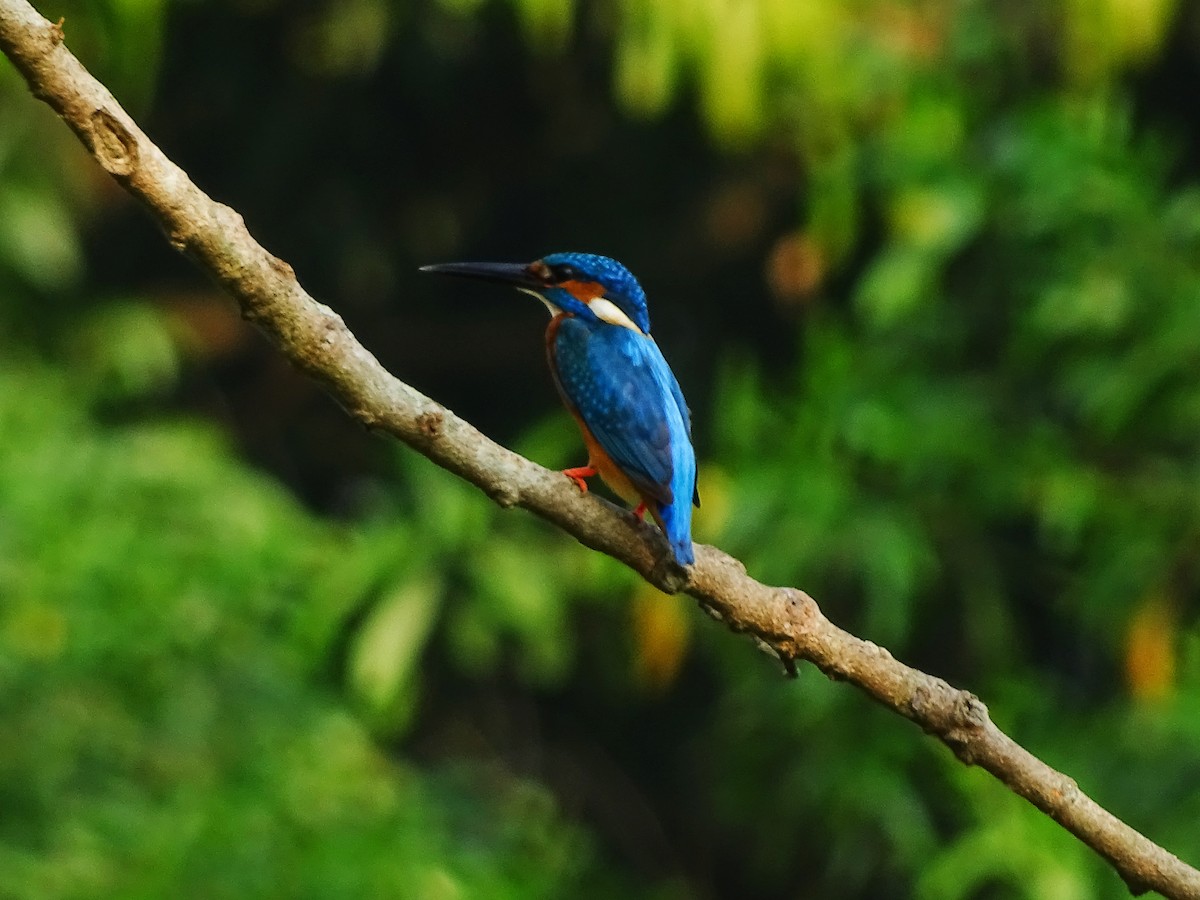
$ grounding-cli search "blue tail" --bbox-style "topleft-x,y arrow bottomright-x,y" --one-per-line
659,496 -> 695,565
658,431 -> 696,565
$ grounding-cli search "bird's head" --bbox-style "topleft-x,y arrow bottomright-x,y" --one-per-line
421,252 -> 650,335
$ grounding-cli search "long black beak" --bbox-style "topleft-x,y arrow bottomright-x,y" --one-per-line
419,261 -> 542,289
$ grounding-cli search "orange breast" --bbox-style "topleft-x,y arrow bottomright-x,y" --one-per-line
572,413 -> 644,507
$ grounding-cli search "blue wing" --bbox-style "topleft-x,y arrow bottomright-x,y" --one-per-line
665,364 -> 700,507
550,318 -> 697,564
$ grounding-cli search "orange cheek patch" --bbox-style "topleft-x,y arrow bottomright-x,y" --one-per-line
561,279 -> 606,302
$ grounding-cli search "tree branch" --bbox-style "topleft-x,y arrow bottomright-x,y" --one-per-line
1,2 -> 1195,896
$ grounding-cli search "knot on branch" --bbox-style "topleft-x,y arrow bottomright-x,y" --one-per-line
485,481 -> 520,509
318,309 -> 346,348
416,409 -> 444,440
943,693 -> 988,762
88,108 -> 138,176
166,228 -> 189,253
1054,775 -> 1081,808
909,683 -> 990,764
647,553 -> 688,595
269,254 -> 295,281
763,588 -> 817,668
783,588 -> 817,630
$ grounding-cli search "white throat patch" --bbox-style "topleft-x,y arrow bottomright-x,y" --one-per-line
519,287 -> 560,316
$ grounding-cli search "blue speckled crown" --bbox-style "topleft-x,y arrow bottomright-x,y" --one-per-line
543,252 -> 651,334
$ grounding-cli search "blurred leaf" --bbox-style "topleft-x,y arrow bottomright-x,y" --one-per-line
855,245 -> 937,329
889,180 -> 984,255
514,0 -> 572,51
348,577 -> 442,734
615,1 -> 678,118
68,299 -> 181,401
631,586 -> 689,691
290,0 -> 392,77
1125,593 -> 1177,702
0,185 -> 84,290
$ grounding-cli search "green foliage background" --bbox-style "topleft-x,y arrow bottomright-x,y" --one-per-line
3,0 -> 1200,897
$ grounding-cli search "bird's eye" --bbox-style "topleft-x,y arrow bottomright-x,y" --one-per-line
552,264 -> 577,282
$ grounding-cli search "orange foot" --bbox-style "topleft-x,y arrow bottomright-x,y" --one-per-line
563,465 -> 598,493
631,502 -> 647,521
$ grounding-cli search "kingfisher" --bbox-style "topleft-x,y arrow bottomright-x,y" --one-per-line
421,252 -> 699,566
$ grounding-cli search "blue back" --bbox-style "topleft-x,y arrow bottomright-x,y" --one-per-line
551,316 -> 697,565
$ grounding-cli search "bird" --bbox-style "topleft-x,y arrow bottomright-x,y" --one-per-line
421,252 -> 699,566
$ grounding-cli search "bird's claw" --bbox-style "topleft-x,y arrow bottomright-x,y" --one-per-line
562,465 -> 597,493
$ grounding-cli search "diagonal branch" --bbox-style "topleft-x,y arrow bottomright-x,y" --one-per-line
1,2 -> 1196,896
